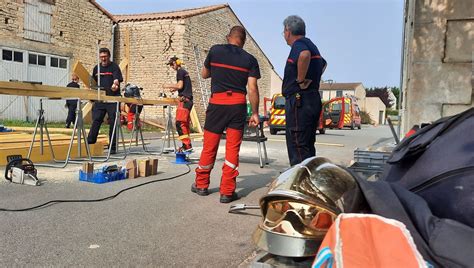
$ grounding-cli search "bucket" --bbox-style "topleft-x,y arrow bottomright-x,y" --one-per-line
175,152 -> 189,164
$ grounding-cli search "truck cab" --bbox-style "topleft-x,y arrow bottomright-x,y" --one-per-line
321,96 -> 361,130
269,93 -> 326,135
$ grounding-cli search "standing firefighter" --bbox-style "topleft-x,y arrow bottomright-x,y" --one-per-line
282,15 -> 327,166
192,26 -> 260,203
87,47 -> 123,154
65,73 -> 80,128
163,56 -> 193,152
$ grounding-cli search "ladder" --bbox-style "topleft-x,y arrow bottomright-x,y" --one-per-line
193,44 -> 210,111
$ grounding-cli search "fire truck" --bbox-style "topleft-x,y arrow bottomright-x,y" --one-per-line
321,96 -> 362,130
268,93 -> 326,135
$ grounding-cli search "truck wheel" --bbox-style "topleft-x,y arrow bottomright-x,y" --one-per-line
358,124 -> 361,130
270,128 -> 277,135
351,122 -> 355,130
319,128 -> 325,134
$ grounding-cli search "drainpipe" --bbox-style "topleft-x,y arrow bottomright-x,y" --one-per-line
111,23 -> 117,61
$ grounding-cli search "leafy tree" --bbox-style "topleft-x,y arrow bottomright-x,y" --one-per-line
391,87 -> 400,108
366,87 -> 391,107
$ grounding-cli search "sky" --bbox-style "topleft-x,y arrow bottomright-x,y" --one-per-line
97,0 -> 404,88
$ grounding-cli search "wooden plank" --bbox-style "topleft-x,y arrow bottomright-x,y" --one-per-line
120,111 -> 165,130
0,81 -> 179,106
124,28 -> 131,83
0,139 -> 108,149
0,142 -> 104,165
72,60 -> 95,88
190,106 -> 203,134
0,133 -> 107,143
119,58 -> 129,77
72,60 -> 95,121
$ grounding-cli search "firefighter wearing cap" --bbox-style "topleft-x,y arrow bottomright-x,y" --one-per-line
282,15 -> 327,166
192,26 -> 261,203
163,56 -> 193,152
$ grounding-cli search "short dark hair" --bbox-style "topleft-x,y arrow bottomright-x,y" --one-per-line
228,26 -> 246,43
99,47 -> 111,56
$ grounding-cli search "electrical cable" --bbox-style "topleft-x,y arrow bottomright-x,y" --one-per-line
0,164 -> 192,212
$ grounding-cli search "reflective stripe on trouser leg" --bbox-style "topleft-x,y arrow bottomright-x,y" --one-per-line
221,127 -> 243,195
195,130 -> 221,189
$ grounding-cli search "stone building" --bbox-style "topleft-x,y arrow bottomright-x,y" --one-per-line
113,4 -> 278,121
0,0 -> 115,121
400,0 -> 472,133
1,2 -> 280,123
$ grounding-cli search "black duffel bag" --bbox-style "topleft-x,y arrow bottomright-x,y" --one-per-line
382,108 -> 474,227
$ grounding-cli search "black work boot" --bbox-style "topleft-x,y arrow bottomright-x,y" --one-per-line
220,192 -> 239,203
191,183 -> 209,196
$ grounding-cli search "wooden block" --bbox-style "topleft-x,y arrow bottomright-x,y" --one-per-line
125,159 -> 138,179
150,158 -> 158,175
138,159 -> 151,177
82,162 -> 94,174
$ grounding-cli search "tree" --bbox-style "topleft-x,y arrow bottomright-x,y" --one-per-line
391,87 -> 400,108
366,87 -> 392,108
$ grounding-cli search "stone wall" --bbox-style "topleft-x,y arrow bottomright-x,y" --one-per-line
183,7 -> 274,122
114,19 -> 186,118
0,0 -> 113,74
402,0 -> 473,132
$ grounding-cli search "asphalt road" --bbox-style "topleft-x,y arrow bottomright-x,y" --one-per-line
0,125 -> 392,267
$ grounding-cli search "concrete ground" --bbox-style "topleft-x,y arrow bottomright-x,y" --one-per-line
0,125 -> 393,267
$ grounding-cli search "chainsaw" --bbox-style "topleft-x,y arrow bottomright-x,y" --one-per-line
4,155 -> 40,186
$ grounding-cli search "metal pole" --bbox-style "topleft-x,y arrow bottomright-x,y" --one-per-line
77,99 -> 82,157
97,40 -> 101,101
39,99 -> 44,155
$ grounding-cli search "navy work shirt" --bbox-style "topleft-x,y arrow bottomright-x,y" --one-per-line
176,68 -> 193,100
92,61 -> 123,96
204,44 -> 261,94
282,37 -> 326,97
66,81 -> 80,89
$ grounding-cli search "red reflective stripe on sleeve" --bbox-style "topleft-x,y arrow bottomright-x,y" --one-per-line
287,58 -> 294,64
210,62 -> 249,73
311,55 -> 321,59
100,72 -> 113,75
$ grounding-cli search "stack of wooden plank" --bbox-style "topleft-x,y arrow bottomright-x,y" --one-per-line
0,132 -> 106,165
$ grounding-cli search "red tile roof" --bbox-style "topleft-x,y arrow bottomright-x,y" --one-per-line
114,4 -> 229,22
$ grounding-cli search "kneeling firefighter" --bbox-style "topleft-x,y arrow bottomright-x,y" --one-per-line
163,56 -> 193,152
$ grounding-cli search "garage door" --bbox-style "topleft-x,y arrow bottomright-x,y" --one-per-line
0,47 -> 70,122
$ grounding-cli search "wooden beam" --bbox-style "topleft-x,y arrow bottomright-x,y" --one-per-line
0,81 -> 178,106
190,106 -> 203,134
120,111 -> 165,129
124,28 -> 131,83
72,60 -> 95,88
119,57 -> 129,73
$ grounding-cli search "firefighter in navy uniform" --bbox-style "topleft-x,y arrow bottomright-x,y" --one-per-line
65,73 -> 80,128
87,47 -> 123,154
163,56 -> 193,152
282,15 -> 327,166
192,26 -> 261,203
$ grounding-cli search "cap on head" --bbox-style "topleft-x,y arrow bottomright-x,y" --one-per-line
167,56 -> 182,66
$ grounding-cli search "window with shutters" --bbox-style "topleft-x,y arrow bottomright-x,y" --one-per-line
24,0 -> 53,43
336,90 -> 343,97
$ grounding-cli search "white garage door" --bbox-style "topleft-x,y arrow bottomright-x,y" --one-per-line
0,47 -> 70,122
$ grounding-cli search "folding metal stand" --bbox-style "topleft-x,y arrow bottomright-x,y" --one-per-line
89,101 -> 128,162
27,99 -> 92,168
126,104 -> 177,155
